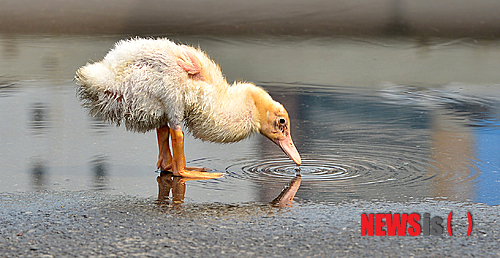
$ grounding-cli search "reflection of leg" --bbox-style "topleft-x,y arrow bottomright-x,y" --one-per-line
156,125 -> 172,171
157,171 -> 173,200
172,177 -> 186,204
157,171 -> 219,205
170,127 -> 224,179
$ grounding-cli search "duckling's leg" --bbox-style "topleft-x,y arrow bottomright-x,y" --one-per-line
157,125 -> 206,172
169,126 -> 224,179
156,125 -> 173,171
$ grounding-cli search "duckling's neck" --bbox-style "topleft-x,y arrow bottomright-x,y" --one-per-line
183,83 -> 261,143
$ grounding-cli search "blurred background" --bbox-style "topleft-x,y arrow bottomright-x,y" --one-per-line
2,0 -> 500,84
1,0 -> 500,38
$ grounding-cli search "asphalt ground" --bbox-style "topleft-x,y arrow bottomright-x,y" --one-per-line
1,191 -> 499,257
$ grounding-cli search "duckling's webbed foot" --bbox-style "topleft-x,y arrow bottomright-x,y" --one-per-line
185,166 -> 209,172
177,169 -> 223,179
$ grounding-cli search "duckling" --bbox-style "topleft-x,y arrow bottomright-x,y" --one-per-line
76,38 -> 301,178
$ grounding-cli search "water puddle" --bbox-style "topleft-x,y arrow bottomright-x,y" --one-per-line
195,84 -> 497,204
1,35 -> 500,205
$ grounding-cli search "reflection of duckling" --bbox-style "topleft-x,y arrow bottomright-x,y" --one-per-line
157,171 -> 301,206
76,38 -> 301,179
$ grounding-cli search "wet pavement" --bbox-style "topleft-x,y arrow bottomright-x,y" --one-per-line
1,190 -> 499,257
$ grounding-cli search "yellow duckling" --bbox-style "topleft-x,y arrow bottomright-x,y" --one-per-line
76,38 -> 301,178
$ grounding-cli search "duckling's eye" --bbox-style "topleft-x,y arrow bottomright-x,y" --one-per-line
279,118 -> 286,124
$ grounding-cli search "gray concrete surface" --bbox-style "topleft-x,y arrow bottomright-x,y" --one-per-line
1,190 -> 499,257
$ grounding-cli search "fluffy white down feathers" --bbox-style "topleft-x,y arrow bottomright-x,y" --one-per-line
75,38 -> 263,143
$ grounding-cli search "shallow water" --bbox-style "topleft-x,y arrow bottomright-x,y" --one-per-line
1,35 -> 499,205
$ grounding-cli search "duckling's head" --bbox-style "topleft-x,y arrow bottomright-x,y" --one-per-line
249,85 -> 302,166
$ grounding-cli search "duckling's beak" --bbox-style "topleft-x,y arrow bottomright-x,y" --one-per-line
276,135 -> 302,166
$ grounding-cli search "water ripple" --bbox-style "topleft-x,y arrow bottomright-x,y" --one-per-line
226,146 -> 434,187
217,142 -> 481,202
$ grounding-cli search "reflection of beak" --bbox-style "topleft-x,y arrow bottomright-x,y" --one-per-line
276,135 -> 302,166
271,175 -> 301,207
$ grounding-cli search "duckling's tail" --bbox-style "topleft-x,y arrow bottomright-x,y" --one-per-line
76,62 -> 169,133
75,62 -> 127,128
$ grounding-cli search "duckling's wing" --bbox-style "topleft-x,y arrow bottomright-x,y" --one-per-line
76,38 -> 189,132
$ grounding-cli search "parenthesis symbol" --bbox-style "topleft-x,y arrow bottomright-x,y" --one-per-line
467,212 -> 473,236
447,211 -> 453,236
